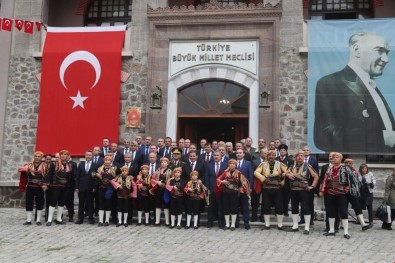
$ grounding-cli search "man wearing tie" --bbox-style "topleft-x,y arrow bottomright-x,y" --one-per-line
314,32 -> 395,153
199,143 -> 214,168
92,146 -> 104,166
235,149 -> 254,230
299,146 -> 319,225
100,138 -> 110,158
205,151 -> 228,228
75,150 -> 97,225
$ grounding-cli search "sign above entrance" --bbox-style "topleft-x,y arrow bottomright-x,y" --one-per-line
169,40 -> 258,77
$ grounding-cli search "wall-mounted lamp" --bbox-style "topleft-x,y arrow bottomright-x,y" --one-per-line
259,85 -> 270,108
150,85 -> 162,109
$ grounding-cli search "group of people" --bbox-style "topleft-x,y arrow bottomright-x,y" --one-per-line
19,136 -> 395,238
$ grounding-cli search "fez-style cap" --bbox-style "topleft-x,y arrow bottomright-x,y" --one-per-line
278,144 -> 288,151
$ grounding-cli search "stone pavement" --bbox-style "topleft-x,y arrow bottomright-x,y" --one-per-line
0,208 -> 394,263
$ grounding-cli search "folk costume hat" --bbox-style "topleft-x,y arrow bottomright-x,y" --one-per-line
160,157 -> 170,163
278,144 -> 288,151
172,167 -> 182,175
228,159 -> 237,165
140,164 -> 150,171
190,170 -> 199,178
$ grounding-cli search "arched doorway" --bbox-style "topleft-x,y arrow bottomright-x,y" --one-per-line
177,80 -> 249,143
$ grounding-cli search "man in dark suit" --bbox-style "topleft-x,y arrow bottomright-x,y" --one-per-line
244,137 -> 256,156
100,138 -> 110,158
158,137 -> 172,159
198,143 -> 214,167
121,152 -> 138,178
110,143 -> 123,165
118,138 -> 131,156
135,136 -> 153,167
92,146 -> 104,166
205,151 -> 228,228
235,149 -> 254,229
184,151 -> 205,182
300,146 -> 319,225
314,32 -> 395,153
75,150 -> 97,224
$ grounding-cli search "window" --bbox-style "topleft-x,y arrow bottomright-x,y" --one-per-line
85,0 -> 132,26
309,0 -> 372,20
195,0 -> 248,5
178,80 -> 249,116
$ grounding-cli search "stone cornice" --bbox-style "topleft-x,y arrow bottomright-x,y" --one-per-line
147,0 -> 282,21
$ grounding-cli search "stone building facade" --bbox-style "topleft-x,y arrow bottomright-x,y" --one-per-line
0,0 -> 394,207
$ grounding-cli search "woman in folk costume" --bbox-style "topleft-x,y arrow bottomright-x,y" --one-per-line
184,170 -> 209,229
216,159 -> 251,231
319,152 -> 353,239
44,149 -> 74,226
111,166 -> 137,227
285,150 -> 319,234
18,151 -> 49,225
166,167 -> 186,229
254,150 -> 287,230
135,165 -> 153,225
151,157 -> 173,226
94,155 -> 117,226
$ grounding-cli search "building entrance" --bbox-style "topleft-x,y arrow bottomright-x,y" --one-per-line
178,117 -> 248,144
177,80 -> 249,143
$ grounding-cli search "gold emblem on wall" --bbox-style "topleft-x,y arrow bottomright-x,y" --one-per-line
126,107 -> 141,128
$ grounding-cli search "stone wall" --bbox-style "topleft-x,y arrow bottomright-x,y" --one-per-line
278,0 -> 307,152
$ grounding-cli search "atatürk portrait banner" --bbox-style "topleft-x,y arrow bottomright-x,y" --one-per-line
307,19 -> 395,154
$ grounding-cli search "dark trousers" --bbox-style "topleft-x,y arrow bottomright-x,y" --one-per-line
50,187 -> 67,207
187,198 -> 200,215
92,191 -> 99,215
207,193 -> 219,223
98,188 -> 112,211
282,180 -> 291,215
250,190 -> 260,219
222,190 -> 239,215
236,193 -> 250,227
45,189 -> 52,220
26,187 -> 44,211
117,198 -> 130,213
366,193 -> 374,223
324,195 -> 340,230
170,197 -> 184,215
111,193 -> 118,223
78,191 -> 93,221
137,195 -> 151,213
290,190 -> 309,215
65,187 -> 74,218
347,194 -> 363,215
154,188 -> 169,209
301,190 -> 315,219
262,188 -> 283,215
326,194 -> 348,219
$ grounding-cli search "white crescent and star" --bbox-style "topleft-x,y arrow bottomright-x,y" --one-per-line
59,50 -> 102,109
70,90 -> 88,109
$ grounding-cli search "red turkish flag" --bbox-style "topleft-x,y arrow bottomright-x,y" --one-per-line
1,18 -> 13,31
15,19 -> 24,30
36,26 -> 126,155
24,21 -> 34,34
